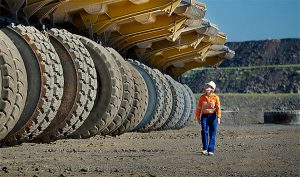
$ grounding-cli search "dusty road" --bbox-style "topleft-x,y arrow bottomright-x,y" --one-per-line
0,124 -> 299,177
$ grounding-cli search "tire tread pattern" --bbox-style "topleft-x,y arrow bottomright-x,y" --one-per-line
128,59 -> 164,132
150,69 -> 173,130
37,29 -> 97,141
111,64 -> 149,135
174,85 -> 192,129
101,47 -> 134,135
71,37 -> 122,139
4,25 -> 63,143
161,76 -> 184,130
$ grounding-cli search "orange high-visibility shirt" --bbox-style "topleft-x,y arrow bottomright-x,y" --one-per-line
196,93 -> 221,120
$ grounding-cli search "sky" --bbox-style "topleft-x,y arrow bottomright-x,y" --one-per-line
201,0 -> 300,42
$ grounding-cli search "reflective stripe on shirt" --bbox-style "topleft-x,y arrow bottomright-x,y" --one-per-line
203,103 -> 215,107
202,108 -> 216,113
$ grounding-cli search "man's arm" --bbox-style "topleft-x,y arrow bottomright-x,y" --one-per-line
216,96 -> 221,118
195,97 -> 202,123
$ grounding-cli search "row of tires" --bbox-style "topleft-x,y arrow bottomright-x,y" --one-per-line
0,24 -> 196,146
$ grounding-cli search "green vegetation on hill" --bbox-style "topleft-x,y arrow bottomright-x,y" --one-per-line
190,64 -> 300,71
182,65 -> 300,94
182,39 -> 300,94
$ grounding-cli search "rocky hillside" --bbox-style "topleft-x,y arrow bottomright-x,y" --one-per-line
183,66 -> 300,93
182,38 -> 300,93
221,39 -> 300,67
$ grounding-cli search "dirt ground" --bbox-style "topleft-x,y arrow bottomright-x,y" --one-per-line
0,124 -> 299,177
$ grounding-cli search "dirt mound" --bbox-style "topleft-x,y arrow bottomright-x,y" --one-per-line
221,39 -> 300,67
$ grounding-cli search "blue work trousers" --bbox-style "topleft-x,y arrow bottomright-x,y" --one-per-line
201,113 -> 218,153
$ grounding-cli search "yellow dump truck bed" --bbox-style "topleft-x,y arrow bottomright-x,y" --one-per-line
0,0 -> 234,77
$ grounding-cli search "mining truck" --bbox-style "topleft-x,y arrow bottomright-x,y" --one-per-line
0,0 -> 234,146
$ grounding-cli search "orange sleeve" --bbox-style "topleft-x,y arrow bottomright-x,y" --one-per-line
216,96 -> 221,118
195,96 -> 203,120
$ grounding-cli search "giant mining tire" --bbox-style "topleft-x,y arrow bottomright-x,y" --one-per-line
264,110 -> 300,125
101,47 -> 134,136
150,69 -> 173,130
111,63 -> 149,136
161,76 -> 184,130
34,29 -> 97,142
0,31 -> 27,141
184,84 -> 196,126
128,59 -> 164,132
174,84 -> 192,129
2,25 -> 64,144
70,37 -> 123,139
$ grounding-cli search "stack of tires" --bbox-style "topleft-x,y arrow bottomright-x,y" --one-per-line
0,25 -> 195,146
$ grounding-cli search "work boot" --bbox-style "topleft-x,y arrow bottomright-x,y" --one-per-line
202,150 -> 208,155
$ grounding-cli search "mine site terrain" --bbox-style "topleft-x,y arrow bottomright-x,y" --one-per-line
0,124 -> 299,177
0,1 -> 299,177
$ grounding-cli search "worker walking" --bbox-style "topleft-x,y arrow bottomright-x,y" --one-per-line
196,81 -> 221,156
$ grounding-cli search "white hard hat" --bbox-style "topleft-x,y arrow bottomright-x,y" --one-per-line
205,81 -> 216,90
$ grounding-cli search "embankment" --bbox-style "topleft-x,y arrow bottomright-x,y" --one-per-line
183,66 -> 300,93
193,93 -> 300,125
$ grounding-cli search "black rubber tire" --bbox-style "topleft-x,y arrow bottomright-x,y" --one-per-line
174,84 -> 192,129
264,110 -> 300,125
34,29 -> 97,142
183,84 -> 196,127
101,47 -> 135,136
0,31 -> 27,141
70,36 -> 123,139
63,33 -> 97,136
128,59 -> 164,132
2,25 -> 64,144
150,69 -> 173,130
111,63 -> 149,136
161,75 -> 184,130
